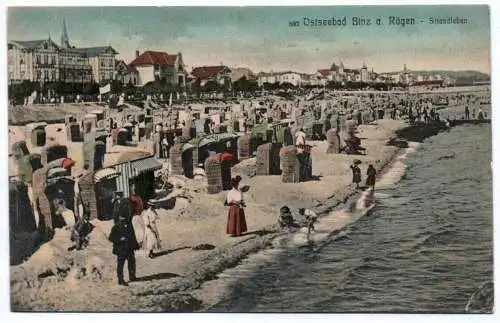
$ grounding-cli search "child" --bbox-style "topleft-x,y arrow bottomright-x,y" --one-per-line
299,208 -> 317,237
278,206 -> 299,231
350,162 -> 362,189
366,164 -> 377,190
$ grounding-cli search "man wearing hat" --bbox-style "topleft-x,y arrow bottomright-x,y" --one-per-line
108,210 -> 140,286
112,191 -> 133,224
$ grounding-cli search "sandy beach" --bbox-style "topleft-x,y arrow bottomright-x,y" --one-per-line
10,113 -> 407,311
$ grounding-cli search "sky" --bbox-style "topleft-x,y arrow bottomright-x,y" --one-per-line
7,6 -> 491,74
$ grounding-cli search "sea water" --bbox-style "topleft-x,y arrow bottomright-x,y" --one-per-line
208,123 -> 492,313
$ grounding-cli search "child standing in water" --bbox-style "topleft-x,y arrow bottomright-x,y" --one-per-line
299,208 -> 317,238
278,206 -> 299,232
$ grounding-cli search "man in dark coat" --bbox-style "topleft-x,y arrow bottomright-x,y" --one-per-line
108,213 -> 140,286
112,191 -> 133,224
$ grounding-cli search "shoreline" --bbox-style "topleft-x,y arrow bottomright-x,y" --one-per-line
10,119 -> 468,312
150,119 -> 468,312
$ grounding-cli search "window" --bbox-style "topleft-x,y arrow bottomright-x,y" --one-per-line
36,55 -> 41,64
36,70 -> 41,80
51,56 -> 55,65
43,43 -> 48,50
44,70 -> 49,80
20,59 -> 24,65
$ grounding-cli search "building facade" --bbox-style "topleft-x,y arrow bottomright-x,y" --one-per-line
115,60 -> 139,85
191,65 -> 232,87
257,71 -> 308,87
8,39 -> 60,84
316,61 -> 376,84
8,20 -> 117,85
129,50 -> 187,86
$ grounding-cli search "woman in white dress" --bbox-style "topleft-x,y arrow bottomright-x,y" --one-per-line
142,201 -> 161,258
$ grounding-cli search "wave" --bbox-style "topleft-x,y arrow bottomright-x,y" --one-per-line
376,142 -> 420,190
284,143 -> 423,251
465,281 -> 494,313
202,139 -> 424,303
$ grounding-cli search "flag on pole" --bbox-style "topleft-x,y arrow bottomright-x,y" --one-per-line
99,83 -> 111,94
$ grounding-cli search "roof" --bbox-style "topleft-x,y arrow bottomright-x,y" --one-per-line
115,60 -> 127,69
191,66 -> 230,80
9,39 -> 59,50
103,148 -> 152,168
317,69 -> 330,77
66,46 -> 118,56
127,65 -> 138,73
94,167 -> 121,182
258,71 -> 303,77
116,60 -> 138,73
130,51 -> 178,67
130,157 -> 163,176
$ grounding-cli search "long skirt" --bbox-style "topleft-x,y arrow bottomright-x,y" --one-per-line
143,227 -> 160,253
352,173 -> 361,184
226,205 -> 247,236
366,175 -> 376,187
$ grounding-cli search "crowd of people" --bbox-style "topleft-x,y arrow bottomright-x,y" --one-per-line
34,89 -> 490,286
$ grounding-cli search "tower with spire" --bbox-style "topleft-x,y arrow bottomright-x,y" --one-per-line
361,62 -> 368,83
61,19 -> 70,49
402,63 -> 410,85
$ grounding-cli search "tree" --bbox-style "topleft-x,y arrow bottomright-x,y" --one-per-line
82,82 -> 99,95
279,82 -> 296,90
262,82 -> 279,91
202,80 -> 222,93
124,81 -> 137,96
189,78 -> 202,98
8,81 -> 37,105
326,81 -> 342,90
110,79 -> 123,94
233,77 -> 259,93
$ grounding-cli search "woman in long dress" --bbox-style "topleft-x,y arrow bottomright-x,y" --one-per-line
142,201 -> 161,258
350,163 -> 362,189
366,164 -> 377,190
225,176 -> 247,237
